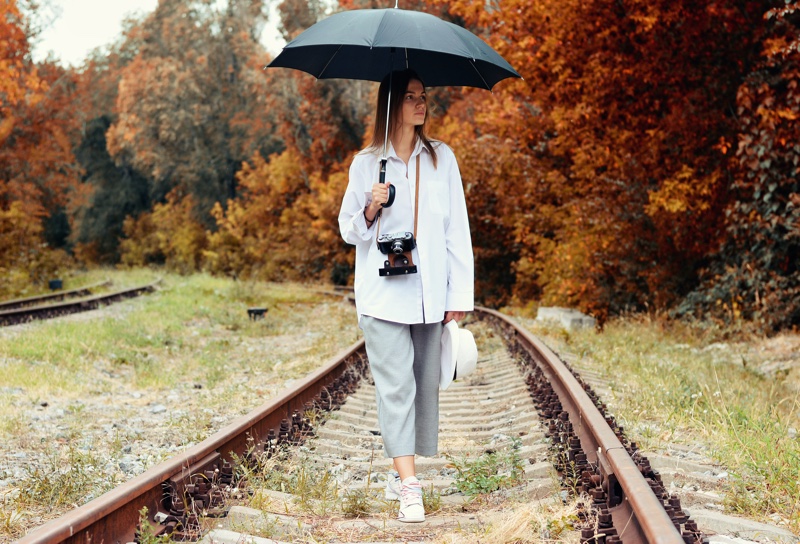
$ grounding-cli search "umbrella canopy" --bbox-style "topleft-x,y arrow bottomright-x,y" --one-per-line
267,6 -> 522,208
267,7 -> 521,90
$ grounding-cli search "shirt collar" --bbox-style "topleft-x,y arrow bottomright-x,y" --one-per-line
384,138 -> 426,162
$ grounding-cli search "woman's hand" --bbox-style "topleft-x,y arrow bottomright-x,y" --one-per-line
367,182 -> 392,220
443,311 -> 466,324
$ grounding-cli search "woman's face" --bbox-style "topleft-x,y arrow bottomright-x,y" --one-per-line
400,78 -> 426,129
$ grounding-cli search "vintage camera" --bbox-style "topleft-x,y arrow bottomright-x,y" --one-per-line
377,232 -> 417,277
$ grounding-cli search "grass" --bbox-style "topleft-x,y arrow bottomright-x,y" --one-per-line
4,270 -> 799,539
17,442 -> 117,507
0,269 -> 359,540
242,447 -> 379,519
446,437 -> 525,496
521,313 -> 800,534
135,507 -> 172,544
423,483 -> 442,514
432,496 -> 583,544
0,270 -> 358,397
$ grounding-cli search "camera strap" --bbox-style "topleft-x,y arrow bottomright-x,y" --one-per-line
376,155 -> 421,239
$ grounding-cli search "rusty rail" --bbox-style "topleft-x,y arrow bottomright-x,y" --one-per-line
17,340 -> 367,544
16,306 -> 694,543
0,281 -> 158,326
480,307 -> 685,544
0,280 -> 111,312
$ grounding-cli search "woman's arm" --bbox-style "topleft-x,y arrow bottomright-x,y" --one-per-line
339,155 -> 379,245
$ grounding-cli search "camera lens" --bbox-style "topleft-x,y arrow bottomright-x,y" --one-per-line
391,240 -> 405,254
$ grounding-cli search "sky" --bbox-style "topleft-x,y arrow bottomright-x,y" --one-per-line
32,0 -> 284,67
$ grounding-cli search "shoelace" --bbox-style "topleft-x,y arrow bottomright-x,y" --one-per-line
400,484 -> 423,505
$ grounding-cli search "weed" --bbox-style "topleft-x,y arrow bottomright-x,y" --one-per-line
447,438 -> 525,496
342,488 -> 373,518
18,443 -> 114,508
443,495 -> 583,543
341,452 -> 377,518
136,507 -> 172,544
238,448 -> 341,517
0,412 -> 23,440
0,506 -> 24,539
423,483 -> 441,513
540,512 -> 579,538
527,315 -> 800,533
290,462 -> 339,516
230,449 -> 284,496
227,512 -> 280,540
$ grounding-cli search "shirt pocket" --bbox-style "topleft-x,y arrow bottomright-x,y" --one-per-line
427,179 -> 450,215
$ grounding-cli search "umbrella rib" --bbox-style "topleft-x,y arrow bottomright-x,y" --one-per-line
469,60 -> 491,90
317,45 -> 344,79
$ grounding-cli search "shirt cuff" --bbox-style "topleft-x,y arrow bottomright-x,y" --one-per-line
446,289 -> 474,311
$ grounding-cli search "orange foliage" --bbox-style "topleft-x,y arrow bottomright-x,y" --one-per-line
206,148 -> 352,283
428,0 -> 771,318
120,189 -> 207,274
679,3 -> 800,331
107,55 -> 204,184
265,68 -> 370,177
0,201 -> 72,298
2,0 -> 793,330
106,0 -> 280,219
0,0 -> 80,291
1,2 -> 80,212
205,149 -> 306,278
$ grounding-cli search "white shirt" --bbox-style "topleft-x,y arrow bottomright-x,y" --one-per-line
339,139 -> 474,325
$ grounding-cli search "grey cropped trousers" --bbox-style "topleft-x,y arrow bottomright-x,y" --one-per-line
360,316 -> 442,458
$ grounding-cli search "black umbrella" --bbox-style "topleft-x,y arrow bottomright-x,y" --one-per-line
267,6 -> 521,89
267,4 -> 522,205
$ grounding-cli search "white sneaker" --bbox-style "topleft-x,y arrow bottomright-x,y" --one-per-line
397,476 -> 425,523
385,472 -> 401,501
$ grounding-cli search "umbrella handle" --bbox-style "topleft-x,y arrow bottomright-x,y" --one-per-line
379,159 -> 396,208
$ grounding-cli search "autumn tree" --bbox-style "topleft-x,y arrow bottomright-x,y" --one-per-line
0,0 -> 77,289
205,147 -> 353,281
1,0 -> 37,210
277,0 -> 326,39
204,55 -> 365,280
426,0 -> 777,319
120,188 -> 207,273
205,149 -> 306,278
70,116 -> 151,263
55,12 -> 149,264
106,0 -> 280,223
680,3 -> 800,331
1,1 -> 79,220
206,0 -> 371,281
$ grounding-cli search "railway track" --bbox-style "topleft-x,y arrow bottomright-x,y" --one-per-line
0,280 -> 159,326
15,307 -> 706,544
0,280 -> 111,312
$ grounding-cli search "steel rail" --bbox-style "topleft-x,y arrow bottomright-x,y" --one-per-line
0,280 -> 111,311
16,340 -> 367,544
479,306 -> 683,543
0,281 -> 159,326
16,306 -> 686,543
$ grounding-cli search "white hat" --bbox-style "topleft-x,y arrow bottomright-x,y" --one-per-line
440,320 -> 478,390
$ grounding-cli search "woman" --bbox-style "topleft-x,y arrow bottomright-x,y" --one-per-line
338,69 -> 474,523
